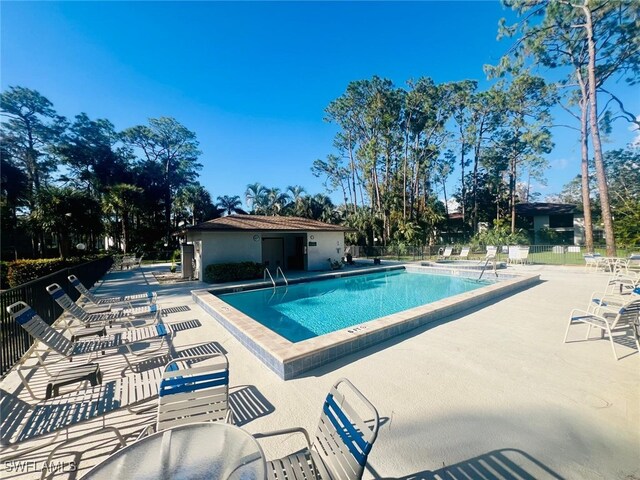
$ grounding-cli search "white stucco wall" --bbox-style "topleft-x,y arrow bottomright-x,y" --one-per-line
307,231 -> 345,270
188,231 -> 261,279
188,229 -> 346,275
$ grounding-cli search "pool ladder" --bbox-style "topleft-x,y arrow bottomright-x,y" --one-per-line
264,267 -> 288,288
478,254 -> 498,280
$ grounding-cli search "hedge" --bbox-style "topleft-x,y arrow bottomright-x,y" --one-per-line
6,256 -> 104,288
204,262 -> 263,283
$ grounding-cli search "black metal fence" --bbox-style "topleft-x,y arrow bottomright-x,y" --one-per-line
0,256 -> 113,377
346,244 -> 640,265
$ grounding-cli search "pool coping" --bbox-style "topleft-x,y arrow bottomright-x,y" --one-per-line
192,265 -> 540,379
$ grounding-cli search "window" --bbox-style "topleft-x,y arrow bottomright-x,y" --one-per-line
549,214 -> 573,228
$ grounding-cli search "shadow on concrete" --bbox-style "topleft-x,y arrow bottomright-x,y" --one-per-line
229,385 -> 275,426
370,448 -> 565,479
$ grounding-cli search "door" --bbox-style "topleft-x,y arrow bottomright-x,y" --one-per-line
262,238 -> 284,269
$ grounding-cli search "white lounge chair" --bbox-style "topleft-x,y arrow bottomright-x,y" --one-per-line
7,301 -> 172,370
47,283 -> 161,329
254,378 -> 379,480
457,246 -> 470,260
438,246 -> 453,260
68,274 -> 157,307
486,246 -> 498,258
564,297 -> 640,360
138,353 -> 233,439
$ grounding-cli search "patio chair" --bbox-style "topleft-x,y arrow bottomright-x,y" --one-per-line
517,246 -> 530,265
486,246 -> 498,258
47,283 -> 161,329
564,297 -> 640,360
584,253 -> 607,272
254,378 -> 379,480
457,246 -> 470,260
507,246 -> 520,264
438,246 -> 453,260
137,353 -> 232,438
68,274 -> 157,308
7,301 -> 173,370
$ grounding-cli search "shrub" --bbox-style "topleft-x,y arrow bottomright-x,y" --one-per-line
7,259 -> 70,288
6,256 -> 105,288
204,262 -> 263,283
0,261 -> 9,290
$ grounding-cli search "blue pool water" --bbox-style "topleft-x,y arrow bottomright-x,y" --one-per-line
218,270 -> 489,342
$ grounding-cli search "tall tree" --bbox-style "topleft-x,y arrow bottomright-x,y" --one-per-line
121,117 -> 202,246
31,186 -> 102,258
56,113 -> 131,195
0,87 -> 66,209
498,0 -> 640,254
175,184 -> 219,225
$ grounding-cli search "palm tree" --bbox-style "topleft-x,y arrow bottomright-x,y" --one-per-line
175,184 -> 218,225
216,195 -> 243,216
245,182 -> 266,214
265,188 -> 290,215
103,184 -> 143,254
287,185 -> 306,216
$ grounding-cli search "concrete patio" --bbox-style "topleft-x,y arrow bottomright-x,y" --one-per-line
1,262 -> 638,479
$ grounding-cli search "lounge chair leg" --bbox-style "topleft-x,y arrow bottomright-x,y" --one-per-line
563,319 -> 573,344
585,324 -> 592,340
605,325 -> 618,360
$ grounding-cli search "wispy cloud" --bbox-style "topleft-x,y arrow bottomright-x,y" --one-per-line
550,158 -> 569,170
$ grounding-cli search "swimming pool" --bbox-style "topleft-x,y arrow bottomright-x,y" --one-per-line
193,265 -> 540,379
219,271 -> 489,342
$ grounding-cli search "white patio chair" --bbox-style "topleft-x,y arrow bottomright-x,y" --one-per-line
584,253 -> 607,272
564,297 -> 640,360
68,274 -> 157,308
507,246 -> 520,264
47,283 -> 161,329
137,353 -> 232,438
457,246 -> 470,260
517,246 -> 530,265
486,246 -> 498,258
254,378 -> 379,480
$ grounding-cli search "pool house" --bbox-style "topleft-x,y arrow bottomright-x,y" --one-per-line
183,215 -> 354,280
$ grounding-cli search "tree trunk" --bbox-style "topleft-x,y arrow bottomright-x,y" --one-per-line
579,96 -> 595,252
583,1 -> 616,256
510,155 -> 517,233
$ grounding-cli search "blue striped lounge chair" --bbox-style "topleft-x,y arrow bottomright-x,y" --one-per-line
47,283 -> 161,330
68,274 -> 157,308
7,301 -> 172,370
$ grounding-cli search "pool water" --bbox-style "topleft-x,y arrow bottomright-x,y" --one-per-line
218,270 -> 489,342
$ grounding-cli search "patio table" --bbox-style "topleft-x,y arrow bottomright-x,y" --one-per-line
82,422 -> 266,480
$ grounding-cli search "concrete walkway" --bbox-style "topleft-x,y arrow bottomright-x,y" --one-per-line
1,263 -> 638,479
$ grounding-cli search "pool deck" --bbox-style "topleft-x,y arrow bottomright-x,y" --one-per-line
1,261 -> 638,479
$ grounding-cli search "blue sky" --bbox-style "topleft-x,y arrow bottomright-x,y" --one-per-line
2,1 -> 638,208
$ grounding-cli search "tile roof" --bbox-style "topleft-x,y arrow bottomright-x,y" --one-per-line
186,215 -> 354,232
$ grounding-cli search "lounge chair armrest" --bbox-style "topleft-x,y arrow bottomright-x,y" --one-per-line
253,426 -> 312,447
569,308 -> 604,320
